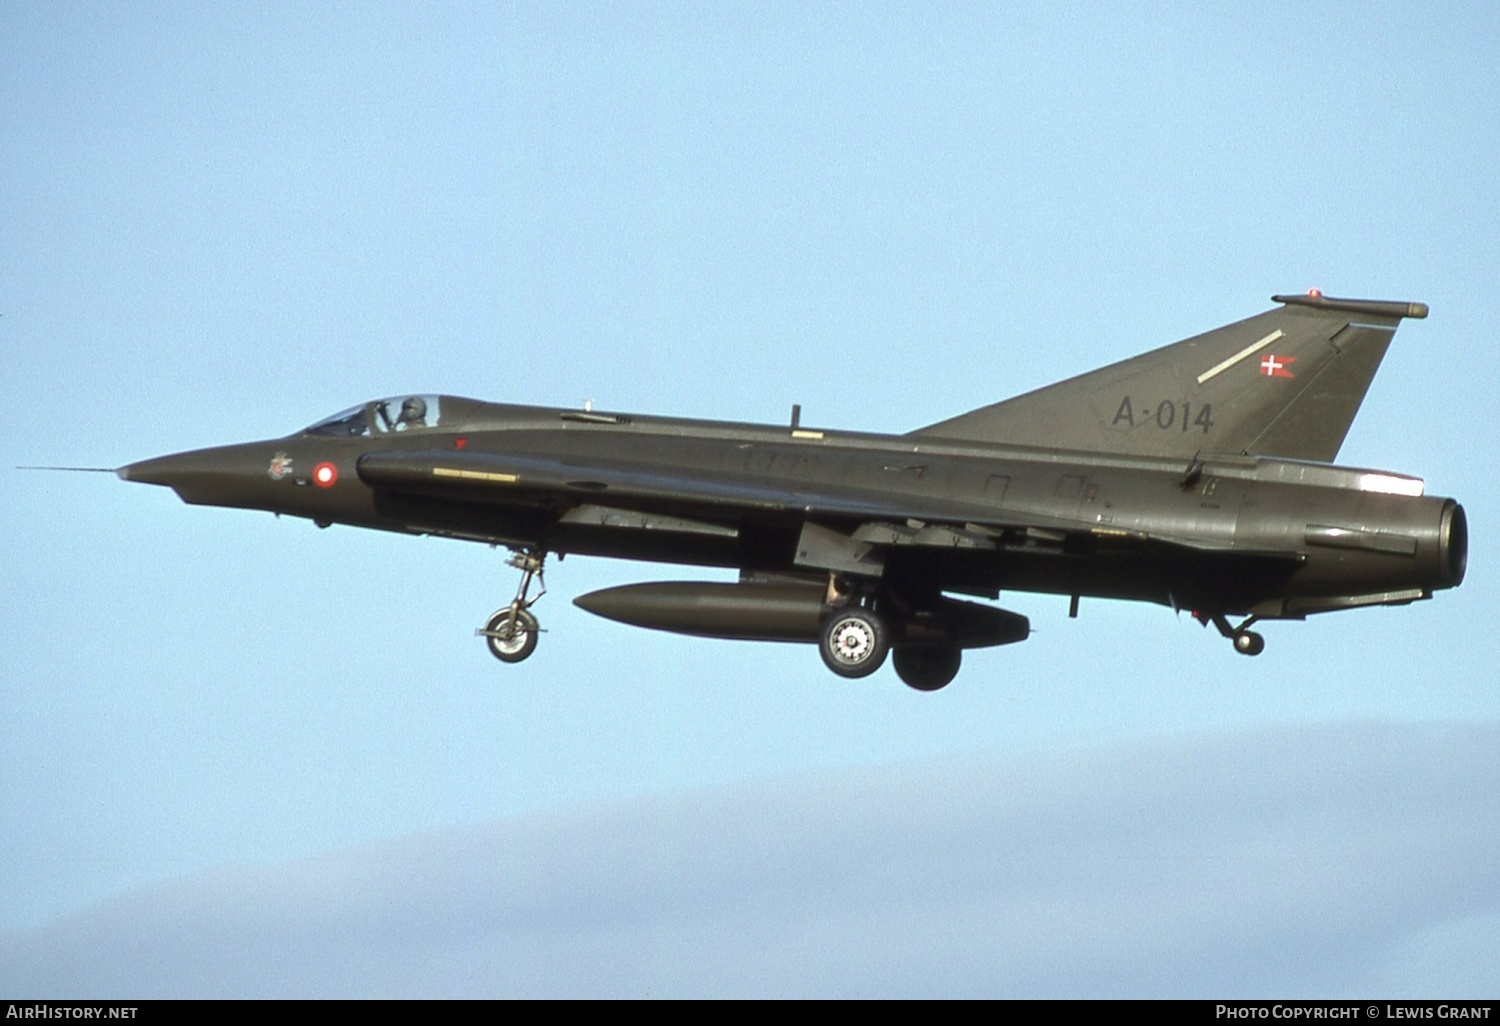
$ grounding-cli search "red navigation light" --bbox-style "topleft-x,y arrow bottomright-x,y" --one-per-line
1308,287 -> 1322,297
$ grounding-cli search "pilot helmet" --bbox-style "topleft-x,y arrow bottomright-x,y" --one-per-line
399,396 -> 428,424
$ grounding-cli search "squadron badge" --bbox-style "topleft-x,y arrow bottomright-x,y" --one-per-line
267,452 -> 294,480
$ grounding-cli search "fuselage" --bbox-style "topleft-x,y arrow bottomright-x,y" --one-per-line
119,395 -> 1467,620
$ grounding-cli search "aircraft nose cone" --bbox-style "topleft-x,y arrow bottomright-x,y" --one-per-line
116,454 -> 189,486
116,442 -> 281,506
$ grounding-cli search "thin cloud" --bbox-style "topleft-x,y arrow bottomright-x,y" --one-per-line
4,722 -> 1498,997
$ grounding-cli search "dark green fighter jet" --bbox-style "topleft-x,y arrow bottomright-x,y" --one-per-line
117,291 -> 1466,690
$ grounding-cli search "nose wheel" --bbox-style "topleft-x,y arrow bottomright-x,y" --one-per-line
477,549 -> 546,664
483,608 -> 539,663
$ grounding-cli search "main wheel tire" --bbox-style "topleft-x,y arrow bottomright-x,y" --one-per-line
1232,630 -> 1265,657
892,645 -> 962,691
819,607 -> 890,679
485,608 -> 539,663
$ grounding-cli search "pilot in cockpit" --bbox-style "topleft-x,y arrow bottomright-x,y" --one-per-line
394,396 -> 428,430
374,395 -> 430,432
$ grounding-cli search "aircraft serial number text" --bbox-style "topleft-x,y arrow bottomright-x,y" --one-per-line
1112,398 -> 1215,433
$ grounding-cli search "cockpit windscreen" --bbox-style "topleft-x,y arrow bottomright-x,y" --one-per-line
303,404 -> 370,437
303,396 -> 444,437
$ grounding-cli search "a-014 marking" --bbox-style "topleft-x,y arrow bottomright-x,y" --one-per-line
1112,398 -> 1215,433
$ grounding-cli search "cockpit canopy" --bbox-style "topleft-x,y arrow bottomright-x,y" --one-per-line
303,395 -> 446,437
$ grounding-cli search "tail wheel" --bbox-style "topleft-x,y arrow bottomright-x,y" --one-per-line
484,608 -> 539,663
892,645 -> 962,691
1232,630 -> 1265,657
1208,613 -> 1267,657
819,608 -> 890,678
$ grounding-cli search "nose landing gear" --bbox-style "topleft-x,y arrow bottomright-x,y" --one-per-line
478,549 -> 546,663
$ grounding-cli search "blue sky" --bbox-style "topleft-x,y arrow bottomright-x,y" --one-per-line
2,2 -> 1497,997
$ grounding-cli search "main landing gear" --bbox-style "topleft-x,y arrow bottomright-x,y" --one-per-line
817,590 -> 962,690
1202,612 -> 1266,657
819,606 -> 890,679
478,548 -> 546,663
892,645 -> 963,691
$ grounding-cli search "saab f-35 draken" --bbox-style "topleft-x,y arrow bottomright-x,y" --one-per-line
117,292 -> 1467,690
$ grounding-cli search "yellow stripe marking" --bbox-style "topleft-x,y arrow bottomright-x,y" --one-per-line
433,467 -> 519,484
791,429 -> 825,440
1196,329 -> 1284,384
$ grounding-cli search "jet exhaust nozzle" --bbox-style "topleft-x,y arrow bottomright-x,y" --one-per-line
1441,500 -> 1468,589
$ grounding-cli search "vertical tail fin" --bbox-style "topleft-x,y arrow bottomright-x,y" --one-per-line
909,293 -> 1428,462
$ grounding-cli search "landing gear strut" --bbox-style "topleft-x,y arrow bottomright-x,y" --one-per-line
1204,612 -> 1265,657
478,548 -> 546,663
